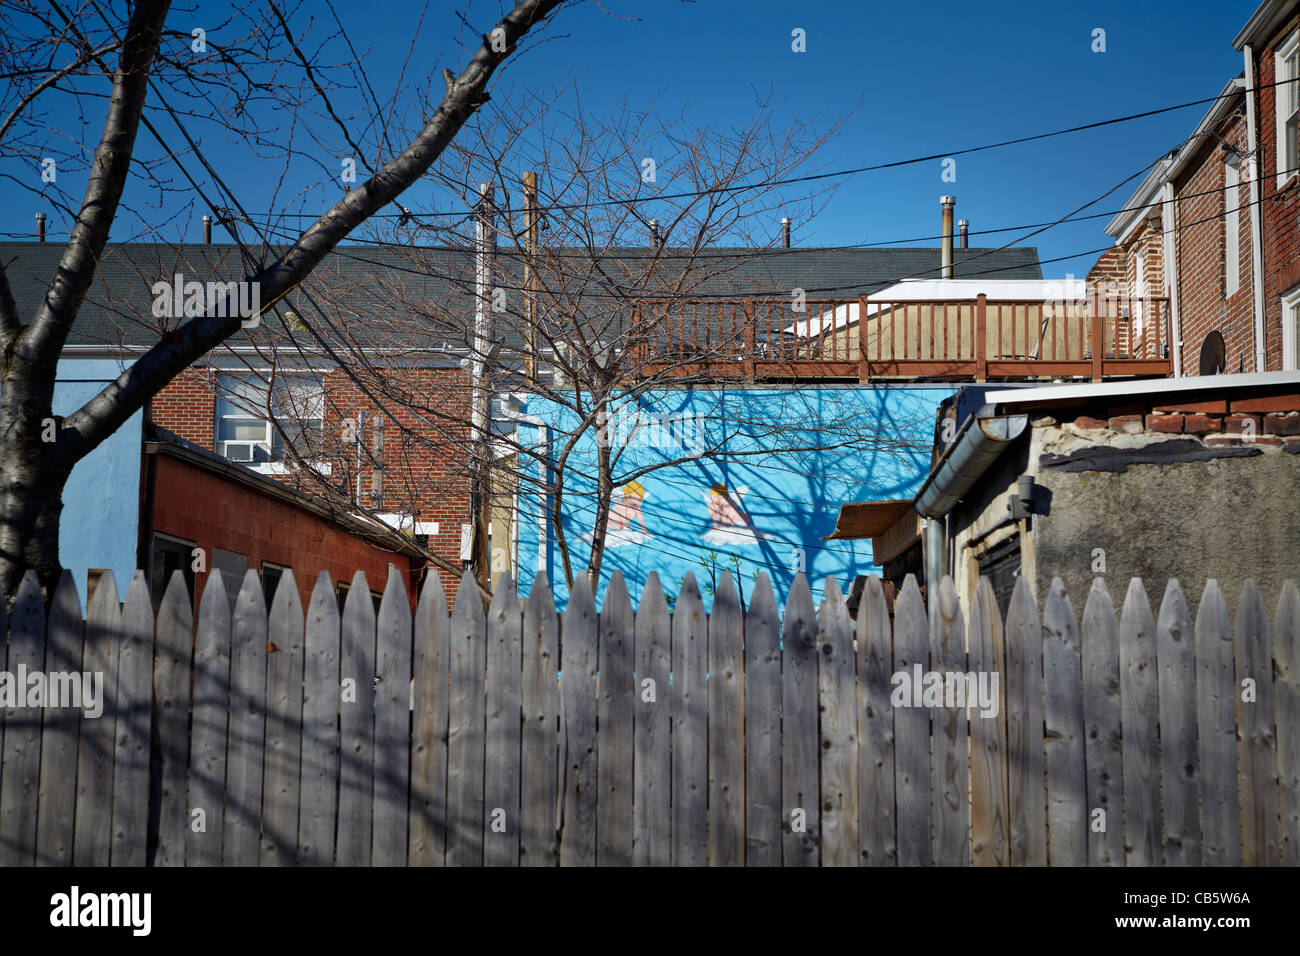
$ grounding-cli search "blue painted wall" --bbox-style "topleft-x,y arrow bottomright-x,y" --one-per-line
55,358 -> 142,607
512,386 -> 950,610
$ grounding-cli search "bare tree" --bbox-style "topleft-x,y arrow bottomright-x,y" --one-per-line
0,0 -> 566,599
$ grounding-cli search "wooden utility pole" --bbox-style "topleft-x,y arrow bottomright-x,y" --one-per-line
523,171 -> 539,385
472,183 -> 496,590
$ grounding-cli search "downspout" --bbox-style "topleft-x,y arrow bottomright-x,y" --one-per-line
1245,42 -> 1268,372
1162,181 -> 1183,376
913,412 -> 1029,616
497,400 -> 549,585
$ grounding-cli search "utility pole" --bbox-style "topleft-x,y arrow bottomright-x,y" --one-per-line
472,183 -> 496,591
523,171 -> 539,385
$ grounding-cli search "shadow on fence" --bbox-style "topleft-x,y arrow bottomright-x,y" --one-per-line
0,563 -> 1296,866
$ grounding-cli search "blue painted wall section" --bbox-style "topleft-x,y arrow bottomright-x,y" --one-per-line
55,358 -> 142,607
512,386 -> 951,610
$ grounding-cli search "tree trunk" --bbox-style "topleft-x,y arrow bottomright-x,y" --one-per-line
0,436 -> 70,605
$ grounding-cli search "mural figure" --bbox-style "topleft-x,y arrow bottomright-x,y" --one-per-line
703,482 -> 770,546
586,480 -> 653,547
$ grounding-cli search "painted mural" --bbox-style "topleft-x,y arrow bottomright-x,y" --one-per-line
511,385 -> 952,610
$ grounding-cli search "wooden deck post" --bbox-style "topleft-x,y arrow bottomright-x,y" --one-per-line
744,298 -> 757,381
1090,293 -> 1104,382
857,295 -> 870,383
975,294 -> 987,383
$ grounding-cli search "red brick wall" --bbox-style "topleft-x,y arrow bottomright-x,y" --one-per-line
153,368 -> 215,446
1173,109 -> 1256,373
1253,10 -> 1300,370
152,453 -> 422,614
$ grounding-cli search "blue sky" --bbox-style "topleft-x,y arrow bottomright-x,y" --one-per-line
7,0 -> 1255,279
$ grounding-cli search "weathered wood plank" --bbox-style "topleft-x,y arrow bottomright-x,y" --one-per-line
446,569 -> 486,867
410,571 -> 449,866
597,571 -> 634,866
708,572 -> 744,867
1043,578 -> 1086,866
560,571 -> 598,866
1156,579 -> 1201,866
299,572 -> 341,866
0,571 -> 47,866
781,572 -> 820,866
1005,574 -> 1045,866
1119,578 -> 1160,866
893,574 -> 930,866
372,568 -> 413,866
633,572 -> 671,867
858,575 -> 897,867
336,570 -> 377,867
520,572 -> 559,867
74,570 -> 120,867
671,573 -> 708,866
930,575 -> 968,866
1274,580 -> 1300,867
1235,579 -> 1279,866
150,571 -> 194,867
1194,580 -> 1240,866
261,570 -> 305,865
485,573 -> 522,867
187,573 -> 231,867
111,572 -> 153,867
224,570 -> 268,866
35,571 -> 83,866
1081,578 -> 1123,867
817,576 -> 858,867
968,577 -> 1007,867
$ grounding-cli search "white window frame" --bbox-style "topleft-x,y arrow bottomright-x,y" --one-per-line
1283,286 -> 1300,370
1276,31 -> 1299,189
215,371 -> 329,474
1224,161 -> 1241,298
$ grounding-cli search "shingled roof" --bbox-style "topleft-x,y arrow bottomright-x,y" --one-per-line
0,241 -> 1042,351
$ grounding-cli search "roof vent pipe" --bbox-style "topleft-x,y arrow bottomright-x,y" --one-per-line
781,216 -> 791,249
940,196 -> 955,278
649,218 -> 659,249
958,218 -> 969,249
202,214 -> 212,244
35,212 -> 45,242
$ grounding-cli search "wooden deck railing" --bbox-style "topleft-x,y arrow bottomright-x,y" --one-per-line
627,294 -> 1173,382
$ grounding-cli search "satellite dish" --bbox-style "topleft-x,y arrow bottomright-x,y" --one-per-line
1199,331 -> 1226,375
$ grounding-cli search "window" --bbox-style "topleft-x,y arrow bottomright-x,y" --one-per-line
1283,287 -> 1300,370
1277,31 -> 1299,188
150,533 -> 196,611
1225,161 -> 1241,298
212,547 -> 248,614
215,372 -> 324,465
977,533 -> 1021,622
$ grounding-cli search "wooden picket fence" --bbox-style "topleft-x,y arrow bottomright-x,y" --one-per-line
0,563 -> 1297,866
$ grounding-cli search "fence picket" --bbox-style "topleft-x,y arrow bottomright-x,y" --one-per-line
447,569 -> 486,867
1156,579 -> 1201,866
1119,579 -> 1160,866
781,572 -> 820,866
1081,578 -> 1123,867
485,573 -> 522,867
262,570 -> 306,865
150,571 -> 194,867
1005,575 -> 1045,866
633,573 -> 671,867
410,571 -> 449,866
968,576 -> 1007,867
560,571 -> 598,866
672,573 -> 708,866
75,570 -> 121,867
930,576 -> 968,866
110,572 -> 153,867
224,570 -> 269,866
299,573 -> 341,866
1275,580 -> 1300,867
817,576 -> 858,866
0,571 -> 47,866
744,572 -> 781,867
373,568 -> 413,866
1195,580 -> 1240,866
187,574 -> 232,867
521,572 -> 560,867
1043,578 -> 1086,866
1235,579 -> 1279,866
35,570 -> 82,865
858,575 -> 897,866
597,571 -> 634,866
708,572 -> 744,867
